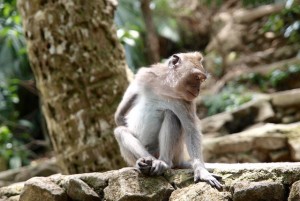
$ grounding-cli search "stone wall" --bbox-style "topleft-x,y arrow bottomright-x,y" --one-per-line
200,88 -> 300,135
198,88 -> 300,164
203,123 -> 300,163
1,163 -> 300,201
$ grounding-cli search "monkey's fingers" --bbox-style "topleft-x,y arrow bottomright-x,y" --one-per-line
143,156 -> 154,165
212,179 -> 223,190
150,162 -> 160,175
150,160 -> 170,176
194,171 -> 223,190
136,157 -> 153,167
137,164 -> 152,175
207,180 -> 215,187
201,178 -> 223,190
138,161 -> 148,167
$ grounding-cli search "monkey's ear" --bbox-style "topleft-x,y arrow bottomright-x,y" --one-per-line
168,54 -> 181,69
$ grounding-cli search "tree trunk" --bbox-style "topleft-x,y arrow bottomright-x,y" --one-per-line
17,0 -> 128,174
140,0 -> 160,63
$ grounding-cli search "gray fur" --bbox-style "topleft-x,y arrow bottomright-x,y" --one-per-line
114,52 -> 222,189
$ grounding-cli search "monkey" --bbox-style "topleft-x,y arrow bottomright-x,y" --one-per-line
114,52 -> 222,189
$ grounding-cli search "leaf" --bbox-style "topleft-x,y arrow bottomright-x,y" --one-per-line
3,3 -> 12,17
9,155 -> 22,169
18,119 -> 33,130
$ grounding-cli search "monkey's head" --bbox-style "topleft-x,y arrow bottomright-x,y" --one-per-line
167,52 -> 207,102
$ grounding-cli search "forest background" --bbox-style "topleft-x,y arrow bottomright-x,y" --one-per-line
0,0 -> 299,180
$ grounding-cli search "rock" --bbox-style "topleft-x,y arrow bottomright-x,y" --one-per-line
204,123 -> 300,163
201,112 -> 233,134
288,137 -> 300,161
0,158 -> 60,185
284,108 -> 297,115
271,88 -> 300,107
169,182 -> 231,201
253,135 -> 286,150
0,182 -> 24,198
163,169 -> 194,188
232,94 -> 273,123
201,90 -> 300,136
282,116 -> 296,124
288,180 -> 300,201
103,168 -> 174,201
231,181 -> 284,201
0,168 -> 23,183
66,178 -> 101,201
73,172 -> 111,196
206,162 -> 300,186
254,98 -> 274,122
0,195 -> 20,201
252,150 -> 269,162
19,177 -> 68,201
201,94 -> 274,134
2,163 -> 300,201
205,136 -> 253,155
269,150 -> 290,162
15,158 -> 60,182
0,181 -> 12,188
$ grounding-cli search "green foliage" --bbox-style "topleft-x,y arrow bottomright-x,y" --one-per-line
0,0 -> 34,170
0,125 -> 30,169
269,64 -> 300,87
235,64 -> 300,90
0,79 -> 33,169
152,0 -> 180,43
263,0 -> 300,43
203,85 -> 252,116
0,79 -> 19,121
269,69 -> 289,87
242,0 -> 275,7
0,0 -> 31,80
115,0 -> 180,70
115,0 -> 147,70
205,0 -> 275,7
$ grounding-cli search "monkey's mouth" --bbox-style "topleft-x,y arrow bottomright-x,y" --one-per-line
187,90 -> 198,98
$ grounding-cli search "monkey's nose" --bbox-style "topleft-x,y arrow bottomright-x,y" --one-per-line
195,74 -> 206,83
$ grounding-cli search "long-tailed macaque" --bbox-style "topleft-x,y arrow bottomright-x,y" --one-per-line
114,52 -> 222,189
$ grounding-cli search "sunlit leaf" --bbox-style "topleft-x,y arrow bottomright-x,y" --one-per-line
9,155 -> 22,169
18,119 -> 33,129
3,4 -> 12,17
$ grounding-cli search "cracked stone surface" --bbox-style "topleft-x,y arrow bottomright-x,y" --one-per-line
1,163 -> 300,201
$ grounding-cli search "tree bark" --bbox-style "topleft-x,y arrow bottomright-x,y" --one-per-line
17,0 -> 128,174
140,0 -> 160,63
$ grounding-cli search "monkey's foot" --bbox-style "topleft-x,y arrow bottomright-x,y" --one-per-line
194,167 -> 223,190
136,157 -> 169,176
136,157 -> 153,175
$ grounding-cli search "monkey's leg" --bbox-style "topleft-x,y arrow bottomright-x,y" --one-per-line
114,126 -> 153,167
173,143 -> 192,169
147,110 -> 182,175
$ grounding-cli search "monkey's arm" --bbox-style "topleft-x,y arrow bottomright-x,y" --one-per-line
171,102 -> 222,189
115,68 -> 153,126
115,82 -> 138,126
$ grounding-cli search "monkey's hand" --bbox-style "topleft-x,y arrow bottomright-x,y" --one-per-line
136,157 -> 169,176
194,166 -> 223,190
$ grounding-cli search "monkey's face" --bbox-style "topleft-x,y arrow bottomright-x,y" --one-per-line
176,67 -> 206,101
182,70 -> 206,100
168,52 -> 207,102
